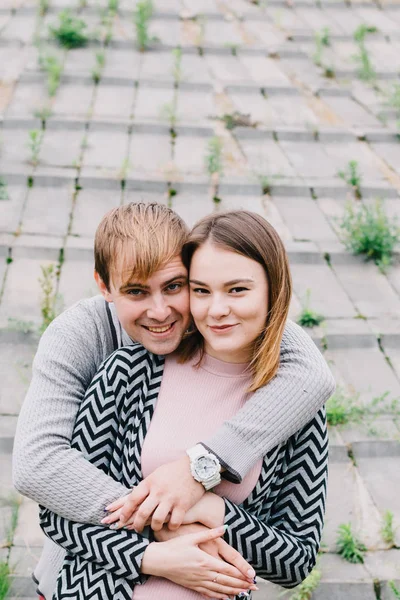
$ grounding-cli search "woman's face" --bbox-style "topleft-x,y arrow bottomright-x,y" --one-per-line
189,241 -> 269,363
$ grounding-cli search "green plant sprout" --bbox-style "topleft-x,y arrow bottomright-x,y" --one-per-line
194,15 -> 206,55
49,10 -> 89,49
381,510 -> 396,547
338,199 -> 400,272
205,136 -> 224,203
172,47 -> 183,85
108,0 -> 119,10
34,105 -> 52,122
385,83 -> 400,114
133,0 -> 156,51
389,581 -> 400,599
288,566 -> 322,600
92,50 -> 106,84
323,65 -> 335,79
39,264 -> 58,333
336,523 -> 366,563
160,102 -> 178,137
38,0 -> 50,17
27,129 -> 43,166
352,25 -> 377,82
0,176 -> 8,200
326,388 -> 365,427
338,160 -> 362,199
219,111 -> 256,130
297,290 -> 324,328
313,27 -> 330,67
40,53 -> 63,97
7,317 -> 36,334
0,561 -> 11,600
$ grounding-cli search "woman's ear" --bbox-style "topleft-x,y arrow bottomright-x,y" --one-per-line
94,271 -> 113,302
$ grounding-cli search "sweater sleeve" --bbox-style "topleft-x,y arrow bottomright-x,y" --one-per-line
223,407 -> 328,588
203,320 -> 335,482
12,302 -> 130,525
39,507 -> 150,584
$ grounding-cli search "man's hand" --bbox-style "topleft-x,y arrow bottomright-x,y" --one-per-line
103,455 -> 205,532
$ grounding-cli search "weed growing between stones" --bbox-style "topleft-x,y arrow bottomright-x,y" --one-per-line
39,264 -> 59,333
50,10 -> 89,49
389,581 -> 400,599
133,0 -> 156,51
287,566 -> 321,600
338,199 -> 400,272
297,290 -> 324,328
172,47 -> 183,86
108,0 -> 119,10
92,50 -> 106,84
39,52 -> 63,97
27,129 -> 43,166
2,495 -> 21,548
0,562 -> 11,600
161,102 -> 178,137
38,0 -> 50,17
385,83 -> 400,131
338,160 -> 362,198
353,25 -> 377,82
0,176 -> 8,200
34,105 -> 52,125
313,27 -> 330,67
194,15 -> 206,55
326,388 -> 365,426
381,510 -> 397,547
205,136 -> 224,203
7,317 -> 36,334
219,111 -> 257,130
336,523 -> 366,563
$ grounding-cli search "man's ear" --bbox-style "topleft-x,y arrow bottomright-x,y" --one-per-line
94,271 -> 113,302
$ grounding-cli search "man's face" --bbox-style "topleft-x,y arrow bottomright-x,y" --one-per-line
97,256 -> 190,355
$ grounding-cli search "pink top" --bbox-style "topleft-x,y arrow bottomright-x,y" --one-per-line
133,352 -> 263,600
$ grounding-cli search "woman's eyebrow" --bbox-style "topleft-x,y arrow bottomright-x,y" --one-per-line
189,278 -> 254,286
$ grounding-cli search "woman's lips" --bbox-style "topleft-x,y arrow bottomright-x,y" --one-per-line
208,324 -> 237,333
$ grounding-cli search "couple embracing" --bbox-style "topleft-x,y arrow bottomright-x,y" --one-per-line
13,203 -> 335,600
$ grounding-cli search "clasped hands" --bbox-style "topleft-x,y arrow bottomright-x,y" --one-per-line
101,455 -> 258,599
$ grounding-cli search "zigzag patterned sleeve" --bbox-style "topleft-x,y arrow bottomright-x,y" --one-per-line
39,507 -> 150,583
223,407 -> 328,588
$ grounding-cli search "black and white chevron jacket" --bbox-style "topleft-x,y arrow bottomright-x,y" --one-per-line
39,344 -> 329,600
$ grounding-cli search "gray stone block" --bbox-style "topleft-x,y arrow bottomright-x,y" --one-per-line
134,85 -> 174,121
82,130 -> 129,171
13,498 -> 44,549
320,96 -> 382,128
176,88 -> 215,124
71,188 -> 122,238
38,127 -> 86,168
58,260 -> 98,309
205,54 -> 254,83
51,84 -> 94,118
237,137 -> 297,178
274,196 -> 339,242
279,140 -> 338,178
171,193 -> 215,228
0,185 -> 26,234
129,132 -> 172,176
92,83 -> 135,120
22,185 -> 72,237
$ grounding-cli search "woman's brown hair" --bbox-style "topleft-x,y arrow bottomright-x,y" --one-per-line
179,210 -> 292,392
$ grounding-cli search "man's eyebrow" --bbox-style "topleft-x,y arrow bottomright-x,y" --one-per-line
120,273 -> 188,293
190,278 -> 254,286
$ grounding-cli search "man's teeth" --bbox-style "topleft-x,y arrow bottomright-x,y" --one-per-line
147,325 -> 172,333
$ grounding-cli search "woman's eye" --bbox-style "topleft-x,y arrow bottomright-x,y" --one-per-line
192,287 -> 209,294
230,287 -> 248,293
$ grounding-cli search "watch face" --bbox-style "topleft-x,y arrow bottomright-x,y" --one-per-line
195,456 -> 218,480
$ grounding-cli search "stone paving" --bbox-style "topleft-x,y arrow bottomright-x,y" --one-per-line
1,0 -> 400,598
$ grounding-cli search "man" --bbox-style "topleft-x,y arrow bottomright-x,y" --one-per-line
13,203 -> 334,593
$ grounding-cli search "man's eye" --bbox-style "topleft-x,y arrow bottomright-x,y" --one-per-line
166,283 -> 182,292
127,289 -> 144,296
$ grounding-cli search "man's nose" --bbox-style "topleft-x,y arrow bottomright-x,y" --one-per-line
147,296 -> 172,322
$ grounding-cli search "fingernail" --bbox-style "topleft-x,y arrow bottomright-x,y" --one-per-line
253,576 -> 257,584
109,523 -> 119,530
223,524 -> 228,532
104,507 -> 109,512
247,569 -> 255,578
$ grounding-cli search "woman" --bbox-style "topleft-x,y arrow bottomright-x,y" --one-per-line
39,210 -> 329,600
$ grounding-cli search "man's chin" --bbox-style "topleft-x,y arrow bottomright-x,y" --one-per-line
139,328 -> 184,355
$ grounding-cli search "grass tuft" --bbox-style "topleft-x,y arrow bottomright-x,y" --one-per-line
0,562 -> 11,600
0,176 -> 9,200
50,10 -> 89,49
381,510 -> 396,547
133,0 -> 155,51
389,581 -> 400,599
336,523 -> 366,563
297,290 -> 324,328
338,160 -> 362,198
288,566 -> 322,600
338,199 -> 400,272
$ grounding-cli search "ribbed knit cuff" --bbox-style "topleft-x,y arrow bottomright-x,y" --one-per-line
203,423 -> 259,484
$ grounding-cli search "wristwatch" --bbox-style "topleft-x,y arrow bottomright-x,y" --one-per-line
186,444 -> 222,490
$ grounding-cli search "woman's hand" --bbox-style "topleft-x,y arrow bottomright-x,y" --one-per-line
141,525 -> 258,600
155,522 -> 257,583
182,492 -> 225,529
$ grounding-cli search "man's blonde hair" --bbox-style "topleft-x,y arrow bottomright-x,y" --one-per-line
94,202 -> 189,290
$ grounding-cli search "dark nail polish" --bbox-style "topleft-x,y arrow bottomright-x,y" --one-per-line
253,576 -> 257,584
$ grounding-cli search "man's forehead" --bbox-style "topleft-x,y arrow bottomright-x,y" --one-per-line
113,256 -> 187,290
